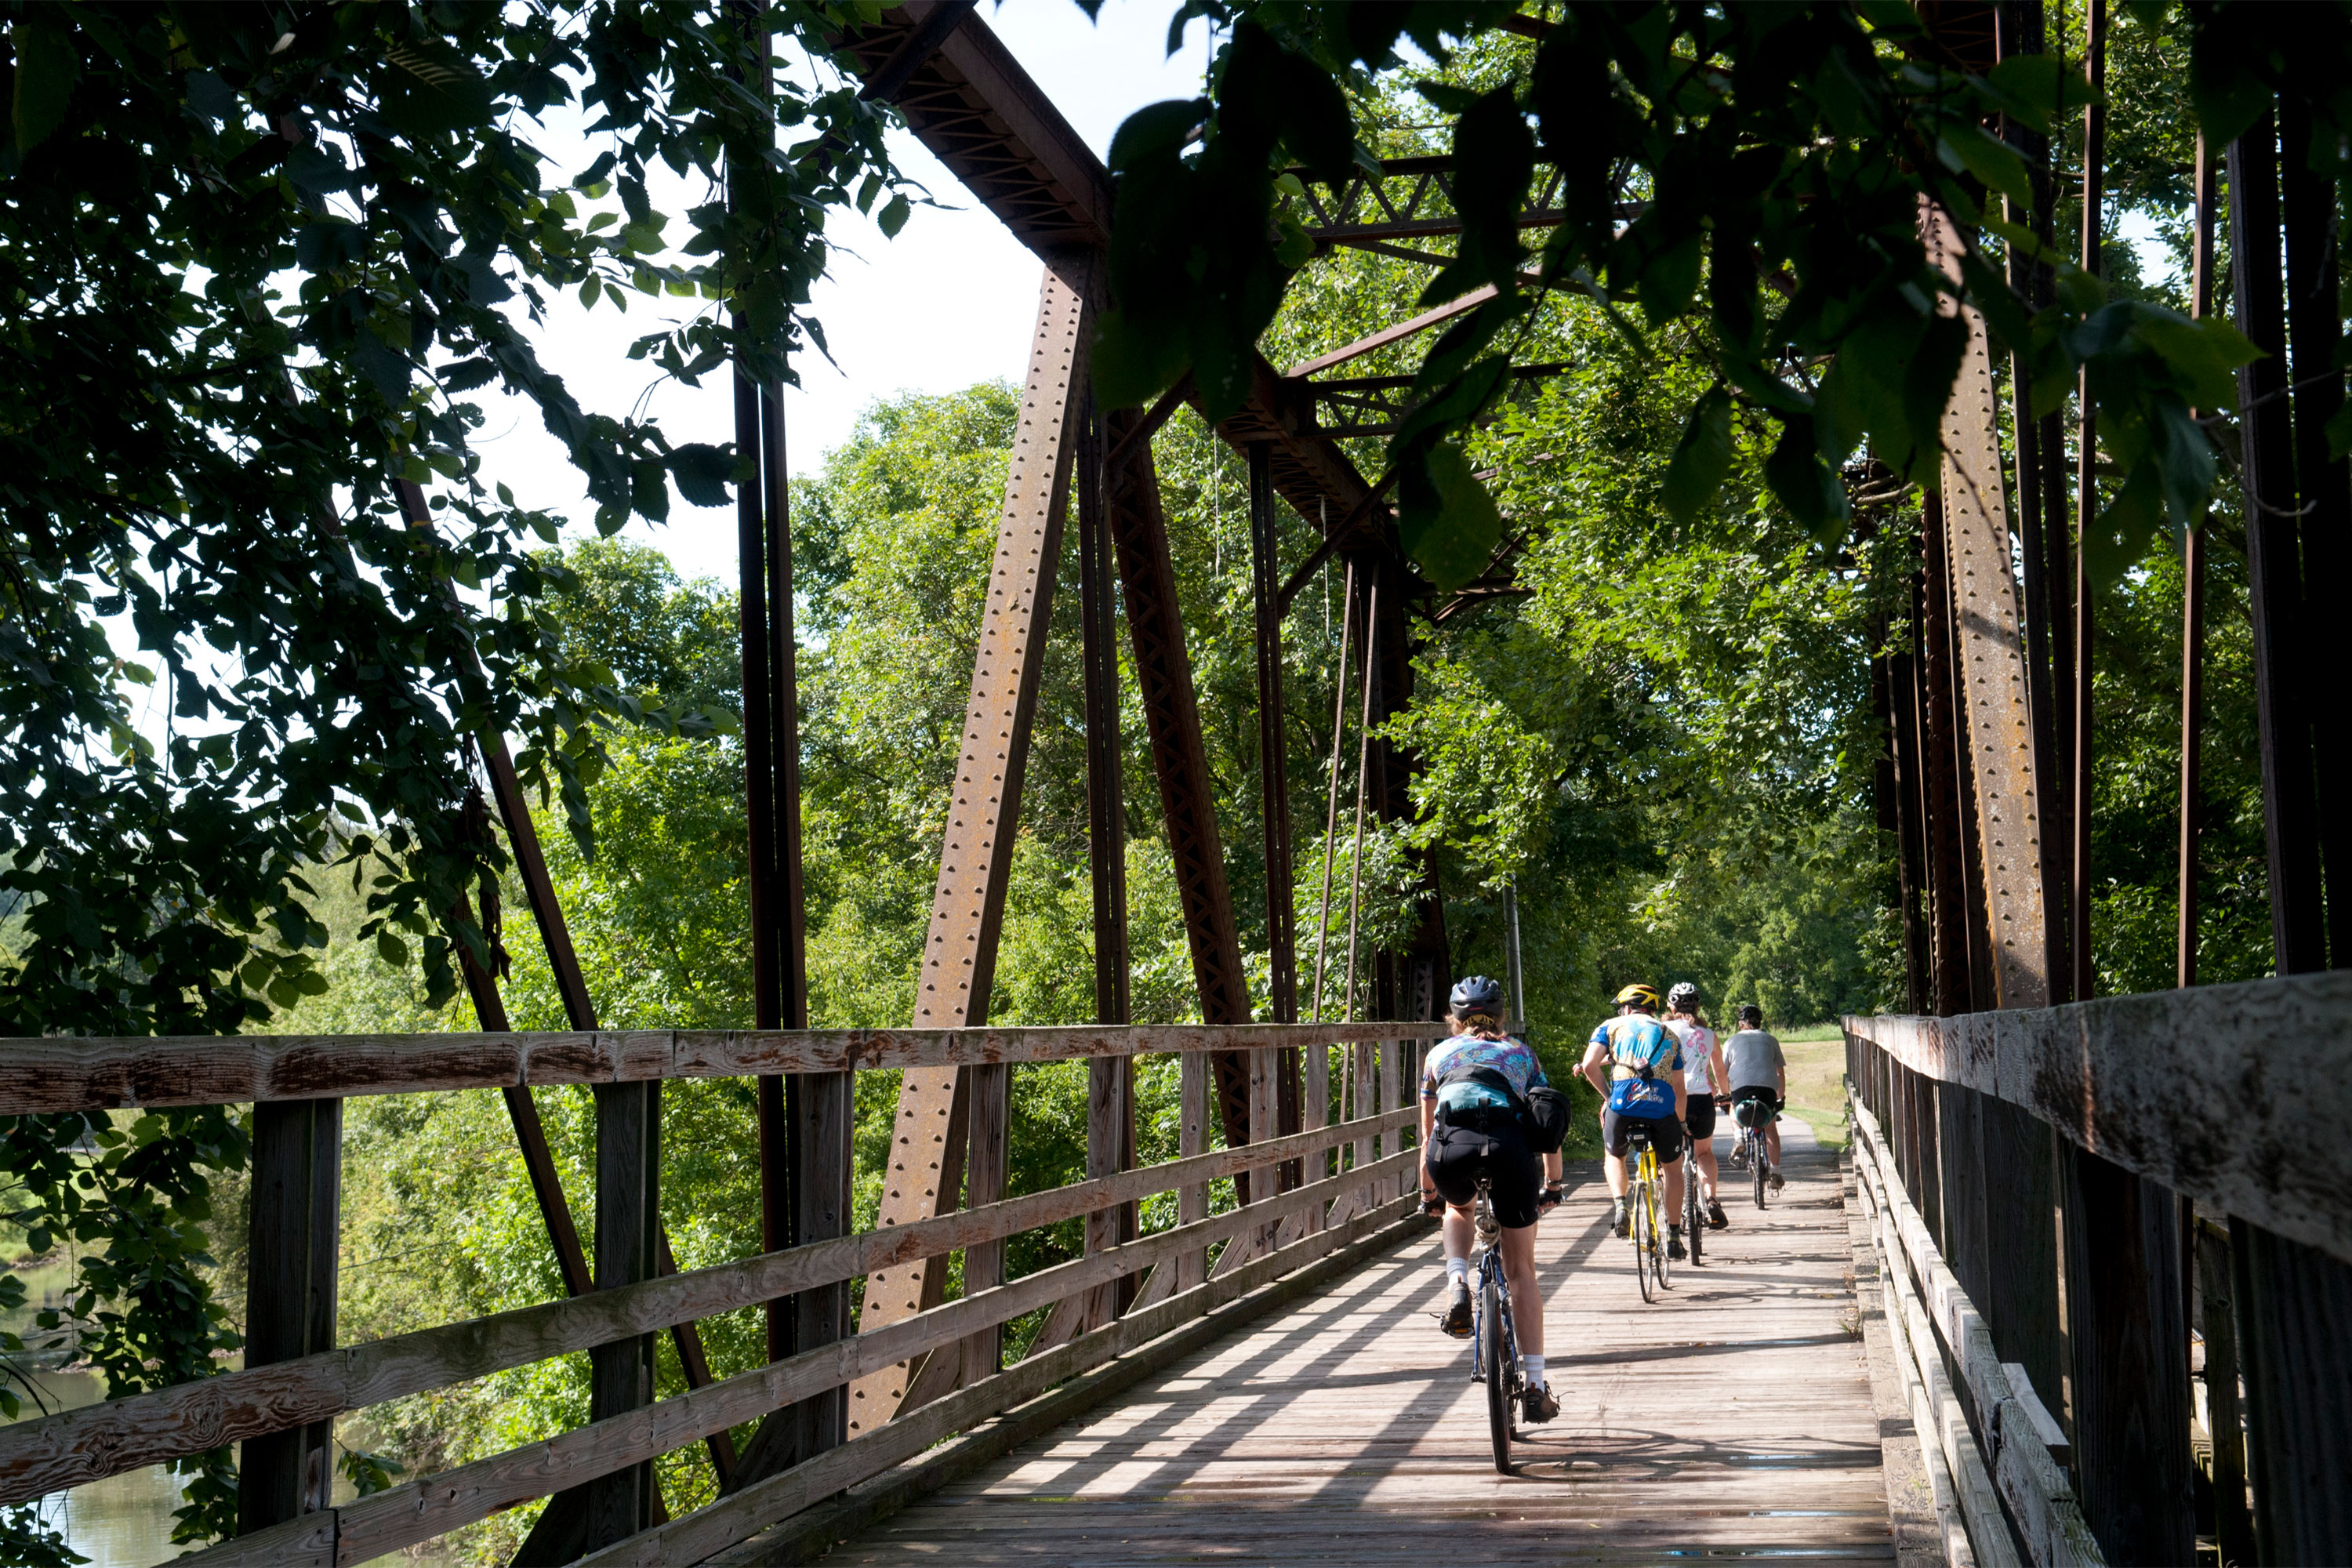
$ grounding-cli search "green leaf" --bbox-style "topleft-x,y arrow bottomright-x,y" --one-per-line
10,17 -> 81,154
1398,440 -> 1505,593
666,444 -> 734,508
1106,97 -> 1207,172
879,194 -> 911,238
1983,53 -> 2100,136
376,930 -> 409,967
2132,310 -> 2263,412
376,38 -> 495,139
1091,307 -> 1188,412
1766,416 -> 1854,541
1661,388 -> 1735,521
1937,123 -> 2030,209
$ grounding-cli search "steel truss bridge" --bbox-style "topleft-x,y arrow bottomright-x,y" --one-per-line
5,4 -> 2350,1566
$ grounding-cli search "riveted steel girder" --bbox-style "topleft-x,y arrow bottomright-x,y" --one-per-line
847,263 -> 1093,1436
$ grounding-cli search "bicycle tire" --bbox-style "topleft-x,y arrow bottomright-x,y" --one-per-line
1483,1265 -> 1512,1472
1653,1182 -> 1672,1290
1752,1131 -> 1768,1210
1683,1163 -> 1704,1266
1632,1180 -> 1655,1302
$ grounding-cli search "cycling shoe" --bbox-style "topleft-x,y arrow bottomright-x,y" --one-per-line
1439,1282 -> 1472,1338
1668,1232 -> 1688,1261
1707,1201 -> 1728,1229
1521,1384 -> 1560,1424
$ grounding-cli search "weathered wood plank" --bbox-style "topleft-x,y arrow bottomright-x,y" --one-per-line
162,1150 -> 1423,1568
0,1104 -> 1413,1504
0,1022 -> 1431,1116
787,1119 -> 1887,1568
578,1197 -> 1427,1567
1846,970 -> 2352,1265
1855,1098 -> 2103,1566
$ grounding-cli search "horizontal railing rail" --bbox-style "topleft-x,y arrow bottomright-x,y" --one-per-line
0,1021 -> 1432,1116
0,1104 -> 1414,1502
1852,1095 -> 2099,1568
1842,970 -> 2352,1266
178,1161 -> 1424,1568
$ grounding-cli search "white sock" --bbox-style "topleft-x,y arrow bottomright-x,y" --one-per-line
1522,1353 -> 1545,1388
1445,1258 -> 1468,1287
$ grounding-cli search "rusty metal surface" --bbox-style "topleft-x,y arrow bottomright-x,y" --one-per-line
1923,200 -> 2049,1011
1287,154 -> 1566,245
1102,405 -> 1254,1163
850,265 -> 1091,1436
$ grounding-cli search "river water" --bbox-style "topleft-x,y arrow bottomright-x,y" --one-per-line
5,1261 -> 458,1567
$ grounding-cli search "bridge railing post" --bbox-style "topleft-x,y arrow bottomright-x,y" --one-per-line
238,1095 -> 340,1534
1177,1050 -> 1209,1290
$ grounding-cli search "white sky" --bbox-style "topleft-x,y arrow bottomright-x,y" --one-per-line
472,0 -> 1216,589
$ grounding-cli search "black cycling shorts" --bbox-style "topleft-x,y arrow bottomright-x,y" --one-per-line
1602,1107 -> 1686,1162
1730,1086 -> 1784,1127
1423,1119 -> 1544,1229
1683,1092 -> 1716,1139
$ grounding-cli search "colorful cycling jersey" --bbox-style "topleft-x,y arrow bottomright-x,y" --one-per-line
1589,1014 -> 1683,1117
1421,1034 -> 1548,1117
1666,1018 -> 1719,1094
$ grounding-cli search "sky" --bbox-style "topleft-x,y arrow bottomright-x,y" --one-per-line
472,0 -> 1218,590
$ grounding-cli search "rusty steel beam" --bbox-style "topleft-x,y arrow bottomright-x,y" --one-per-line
1923,201 -> 2052,1010
834,2 -> 1403,571
1288,154 -> 1565,245
848,264 -> 1091,1438
1102,407 -> 1254,1156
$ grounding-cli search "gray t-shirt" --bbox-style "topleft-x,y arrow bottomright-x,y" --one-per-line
1721,1029 -> 1784,1092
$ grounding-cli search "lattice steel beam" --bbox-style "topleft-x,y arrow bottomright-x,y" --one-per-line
1289,155 -> 1566,245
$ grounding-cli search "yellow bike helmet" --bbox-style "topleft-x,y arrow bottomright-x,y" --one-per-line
1614,982 -> 1660,1010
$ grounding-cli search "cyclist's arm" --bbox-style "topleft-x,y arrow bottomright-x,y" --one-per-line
1417,1094 -> 1437,1201
1578,1040 -> 1609,1098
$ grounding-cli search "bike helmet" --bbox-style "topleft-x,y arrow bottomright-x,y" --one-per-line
1450,974 -> 1504,1016
1737,1004 -> 1764,1026
1666,982 -> 1700,1012
1614,982 -> 1660,1011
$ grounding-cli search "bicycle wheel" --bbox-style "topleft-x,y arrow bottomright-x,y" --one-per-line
1653,1182 -> 1673,1290
1683,1163 -> 1704,1266
1483,1265 -> 1512,1472
1632,1181 -> 1655,1302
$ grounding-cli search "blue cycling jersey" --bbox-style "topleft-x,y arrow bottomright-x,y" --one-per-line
1589,1014 -> 1682,1118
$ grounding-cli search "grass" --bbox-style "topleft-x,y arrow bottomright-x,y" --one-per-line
1779,1031 -> 1850,1150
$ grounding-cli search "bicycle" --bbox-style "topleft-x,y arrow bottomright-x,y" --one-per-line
1467,1174 -> 1523,1474
1624,1123 -> 1671,1300
1680,1124 -> 1706,1267
1730,1095 -> 1770,1210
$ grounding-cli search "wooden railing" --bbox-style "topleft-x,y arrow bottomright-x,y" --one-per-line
0,1021 -> 1438,1567
1843,970 -> 2352,1566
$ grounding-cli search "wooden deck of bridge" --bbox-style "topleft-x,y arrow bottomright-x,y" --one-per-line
822,1122 -> 1894,1566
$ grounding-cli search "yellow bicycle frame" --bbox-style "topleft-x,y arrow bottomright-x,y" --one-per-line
1632,1142 -> 1662,1245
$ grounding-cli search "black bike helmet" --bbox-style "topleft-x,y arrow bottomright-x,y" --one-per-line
1450,974 -> 1504,1017
1737,1004 -> 1764,1026
1666,982 -> 1700,1012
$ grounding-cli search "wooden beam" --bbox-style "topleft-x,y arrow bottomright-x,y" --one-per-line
165,1153 -> 1421,1568
0,1021 -> 1427,1117
238,1097 -> 339,1533
0,1097 -> 1415,1508
1841,973 -> 2352,1267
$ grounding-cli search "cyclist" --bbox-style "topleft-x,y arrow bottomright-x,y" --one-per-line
1418,975 -> 1564,1423
1664,982 -> 1728,1229
1579,982 -> 1690,1261
1722,1004 -> 1788,1193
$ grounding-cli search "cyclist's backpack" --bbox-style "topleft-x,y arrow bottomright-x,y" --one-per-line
1432,1060 -> 1572,1155
1523,1083 -> 1572,1155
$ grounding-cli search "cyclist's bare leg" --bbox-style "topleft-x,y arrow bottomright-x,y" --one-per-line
1441,1202 -> 1476,1261
1499,1221 -> 1544,1356
1602,1151 -> 1629,1197
1765,1121 -> 1782,1169
1692,1136 -> 1720,1203
1663,1153 -> 1686,1221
